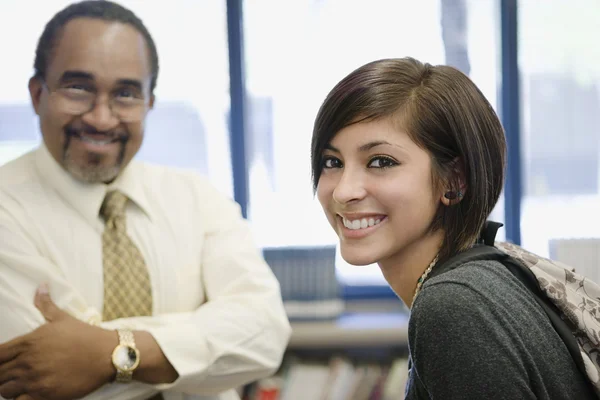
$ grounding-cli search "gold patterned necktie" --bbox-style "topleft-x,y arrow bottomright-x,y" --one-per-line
101,190 -> 153,321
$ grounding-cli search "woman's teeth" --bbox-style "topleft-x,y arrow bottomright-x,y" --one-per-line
342,217 -> 383,230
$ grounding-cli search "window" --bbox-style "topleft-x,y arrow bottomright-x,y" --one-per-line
519,0 -> 600,257
243,0 -> 502,285
0,0 -> 233,197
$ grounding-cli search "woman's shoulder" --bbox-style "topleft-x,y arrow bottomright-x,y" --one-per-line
407,260 -> 596,399
422,258 -> 520,301
409,259 -> 539,332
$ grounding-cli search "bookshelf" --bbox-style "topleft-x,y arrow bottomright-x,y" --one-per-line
243,312 -> 411,399
288,312 -> 409,349
254,247 -> 412,398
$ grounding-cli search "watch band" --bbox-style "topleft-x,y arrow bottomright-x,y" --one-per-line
118,329 -> 136,347
113,329 -> 140,383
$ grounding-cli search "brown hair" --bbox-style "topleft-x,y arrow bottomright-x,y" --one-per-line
311,57 -> 506,262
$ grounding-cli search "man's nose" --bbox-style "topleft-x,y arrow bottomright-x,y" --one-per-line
81,95 -> 120,131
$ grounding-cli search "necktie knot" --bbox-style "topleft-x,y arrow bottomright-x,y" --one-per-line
100,191 -> 128,223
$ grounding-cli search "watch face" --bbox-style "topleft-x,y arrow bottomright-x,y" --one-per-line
113,345 -> 139,371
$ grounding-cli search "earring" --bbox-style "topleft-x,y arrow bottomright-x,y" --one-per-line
444,191 -> 457,200
444,191 -> 463,200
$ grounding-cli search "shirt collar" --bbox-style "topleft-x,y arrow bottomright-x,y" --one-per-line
35,143 -> 153,226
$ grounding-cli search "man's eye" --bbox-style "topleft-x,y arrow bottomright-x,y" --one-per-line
323,157 -> 342,169
116,89 -> 136,99
64,84 -> 92,92
368,156 -> 398,168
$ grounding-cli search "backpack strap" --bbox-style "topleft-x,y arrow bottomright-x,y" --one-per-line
429,221 -> 587,380
478,220 -> 504,246
501,256 -> 587,378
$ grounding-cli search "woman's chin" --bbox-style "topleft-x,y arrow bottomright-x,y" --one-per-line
340,249 -> 379,266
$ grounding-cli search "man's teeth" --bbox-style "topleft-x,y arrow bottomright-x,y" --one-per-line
79,135 -> 113,145
343,217 -> 383,230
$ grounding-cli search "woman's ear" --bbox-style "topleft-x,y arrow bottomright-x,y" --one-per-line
440,157 -> 467,206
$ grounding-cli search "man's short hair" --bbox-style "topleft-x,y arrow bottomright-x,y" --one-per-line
34,0 -> 159,92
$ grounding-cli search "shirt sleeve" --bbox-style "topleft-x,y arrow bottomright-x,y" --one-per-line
0,199 -> 155,400
0,184 -> 291,400
408,281 -> 537,400
106,180 -> 293,396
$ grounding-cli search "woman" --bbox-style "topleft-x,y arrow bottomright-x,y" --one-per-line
311,57 -> 595,399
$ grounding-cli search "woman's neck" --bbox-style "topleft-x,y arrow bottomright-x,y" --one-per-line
378,229 -> 445,308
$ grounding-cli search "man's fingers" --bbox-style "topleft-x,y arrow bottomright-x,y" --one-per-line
33,284 -> 63,322
0,336 -> 22,364
0,357 -> 20,386
0,379 -> 24,400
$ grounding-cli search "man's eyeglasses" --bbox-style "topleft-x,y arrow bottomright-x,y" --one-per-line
42,82 -> 150,123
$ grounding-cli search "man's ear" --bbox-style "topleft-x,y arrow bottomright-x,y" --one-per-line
148,93 -> 155,110
440,157 -> 467,206
29,77 -> 43,116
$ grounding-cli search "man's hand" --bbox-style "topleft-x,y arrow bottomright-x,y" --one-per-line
0,284 -> 117,400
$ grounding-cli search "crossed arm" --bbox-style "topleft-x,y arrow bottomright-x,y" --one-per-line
0,196 -> 292,400
0,285 -> 179,400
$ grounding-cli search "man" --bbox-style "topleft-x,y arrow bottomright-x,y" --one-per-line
0,1 -> 291,399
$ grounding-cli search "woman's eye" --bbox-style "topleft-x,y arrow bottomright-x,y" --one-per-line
368,156 -> 398,168
323,157 -> 342,169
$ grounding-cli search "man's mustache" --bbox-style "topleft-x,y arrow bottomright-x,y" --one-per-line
64,126 -> 129,143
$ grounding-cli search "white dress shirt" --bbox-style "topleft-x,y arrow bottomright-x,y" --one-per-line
0,144 -> 292,400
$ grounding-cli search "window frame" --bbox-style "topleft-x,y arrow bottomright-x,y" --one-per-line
225,0 -> 521,300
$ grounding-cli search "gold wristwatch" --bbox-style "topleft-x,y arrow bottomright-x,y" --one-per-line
111,329 -> 140,383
